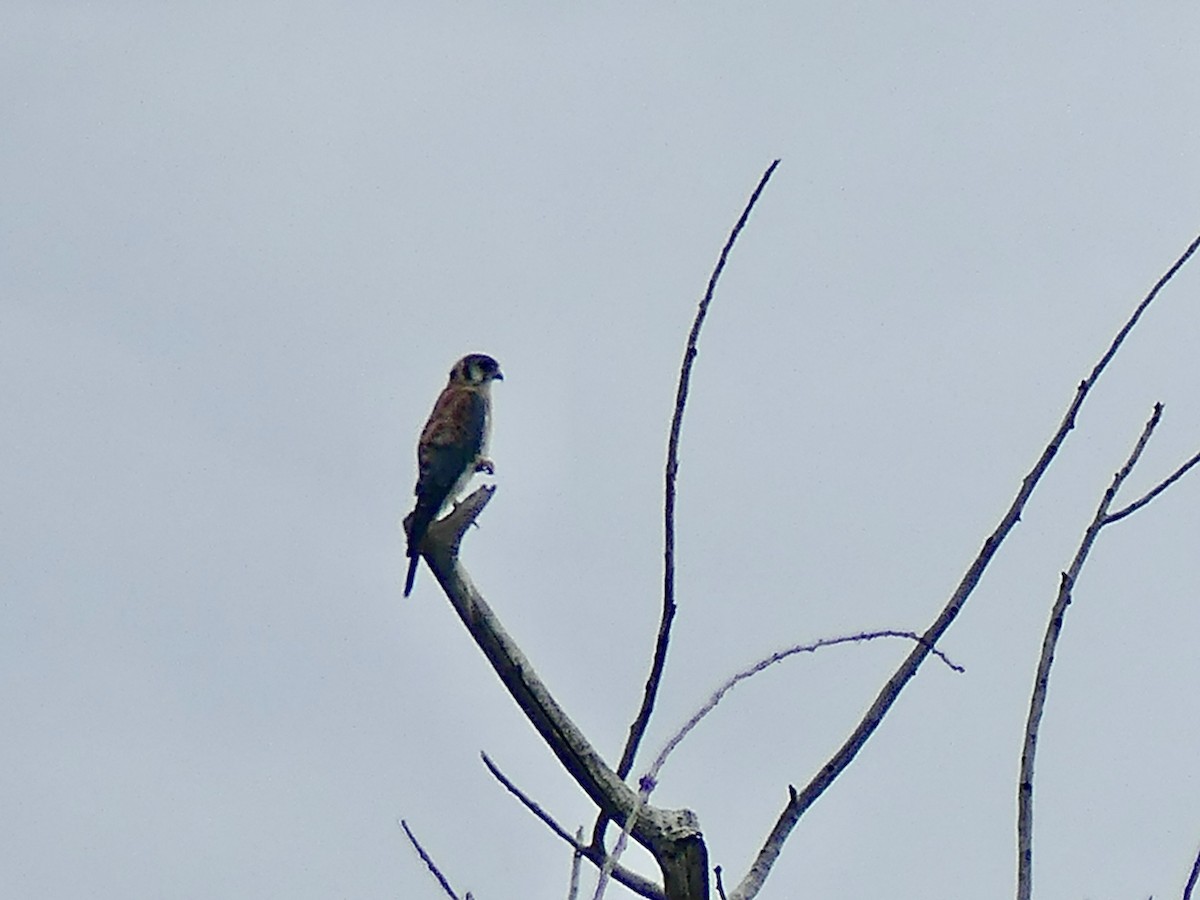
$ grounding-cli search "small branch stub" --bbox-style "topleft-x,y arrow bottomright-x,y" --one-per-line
431,485 -> 496,555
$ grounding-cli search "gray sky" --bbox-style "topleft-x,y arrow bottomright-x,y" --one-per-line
3,4 -> 1199,898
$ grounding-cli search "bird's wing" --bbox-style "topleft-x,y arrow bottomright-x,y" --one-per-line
415,385 -> 487,510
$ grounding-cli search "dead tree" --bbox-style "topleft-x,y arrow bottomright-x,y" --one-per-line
402,162 -> 1200,900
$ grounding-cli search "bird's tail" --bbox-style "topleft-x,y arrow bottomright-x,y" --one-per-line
403,553 -> 420,597
403,505 -> 435,597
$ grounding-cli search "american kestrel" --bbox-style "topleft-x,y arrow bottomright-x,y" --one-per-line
404,353 -> 504,597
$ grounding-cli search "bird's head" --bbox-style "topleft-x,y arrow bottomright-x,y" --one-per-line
450,353 -> 504,386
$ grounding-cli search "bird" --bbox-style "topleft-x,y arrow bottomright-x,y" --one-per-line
404,353 -> 504,596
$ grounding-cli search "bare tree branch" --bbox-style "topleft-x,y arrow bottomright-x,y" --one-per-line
401,819 -> 467,900
480,752 -> 664,900
591,159 -> 782,861
426,486 -> 631,821
603,160 -> 782,842
1184,842 -> 1200,900
729,232 -> 1200,900
422,486 -> 707,898
1016,400 -> 1200,900
1017,404 -> 1170,900
589,164 -> 785,891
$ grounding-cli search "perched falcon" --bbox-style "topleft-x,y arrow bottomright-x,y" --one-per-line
404,353 -> 504,596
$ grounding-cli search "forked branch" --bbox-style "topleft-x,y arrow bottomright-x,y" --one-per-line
1018,404 -> 1200,900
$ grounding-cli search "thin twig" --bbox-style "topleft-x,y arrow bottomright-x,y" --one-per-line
567,827 -> 584,900
647,630 -> 962,784
480,753 -> 665,900
593,787 -> 649,900
616,158 -> 781,776
1184,842 -> 1200,900
729,233 -> 1200,900
400,819 -> 464,900
480,752 -> 580,848
597,159 -> 781,853
1018,403 -> 1165,900
715,866 -> 728,900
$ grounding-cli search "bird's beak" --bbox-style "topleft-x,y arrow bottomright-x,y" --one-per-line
494,370 -> 504,381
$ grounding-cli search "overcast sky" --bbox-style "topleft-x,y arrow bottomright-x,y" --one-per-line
3,4 -> 1199,899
